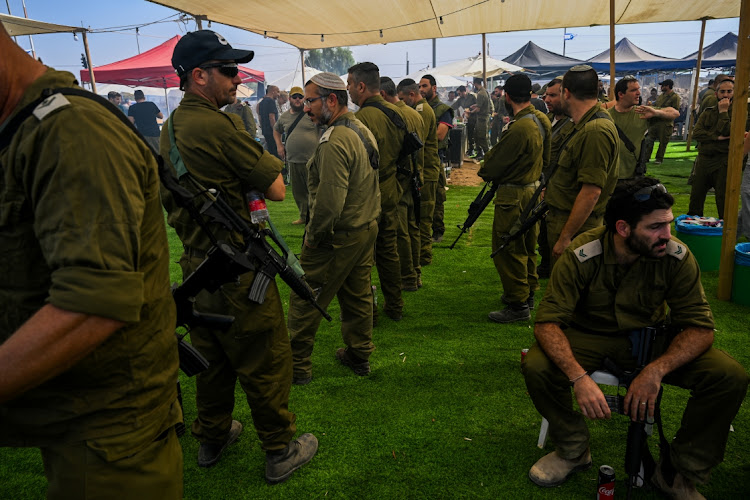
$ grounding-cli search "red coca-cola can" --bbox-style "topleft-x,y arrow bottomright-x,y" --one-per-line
597,465 -> 615,500
521,348 -> 529,363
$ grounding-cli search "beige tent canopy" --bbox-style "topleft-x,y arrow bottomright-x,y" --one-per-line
1,13 -> 98,92
147,0 -> 740,49
0,13 -> 84,36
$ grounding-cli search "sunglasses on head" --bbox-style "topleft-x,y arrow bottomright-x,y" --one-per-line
199,62 -> 239,79
632,183 -> 667,202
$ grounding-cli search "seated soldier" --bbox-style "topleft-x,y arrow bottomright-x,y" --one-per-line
522,177 -> 748,499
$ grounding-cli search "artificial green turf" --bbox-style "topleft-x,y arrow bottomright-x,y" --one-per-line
1,141 -> 748,499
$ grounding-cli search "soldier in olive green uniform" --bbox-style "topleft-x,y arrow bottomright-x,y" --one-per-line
225,96 -> 257,137
161,31 -> 317,484
288,73 -> 381,380
524,178 -> 748,496
645,79 -> 680,164
688,78 -> 749,218
479,74 -> 551,324
403,78 -> 439,278
545,65 -> 619,269
420,75 -> 455,249
349,62 -> 405,321
381,78 -> 424,291
0,26 -> 182,498
490,86 -> 508,146
470,77 -> 493,161
453,85 -> 478,155
539,77 -> 574,278
609,76 -> 679,180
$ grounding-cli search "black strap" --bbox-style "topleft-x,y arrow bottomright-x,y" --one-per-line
340,119 -> 379,170
360,100 -> 408,132
284,111 -> 306,140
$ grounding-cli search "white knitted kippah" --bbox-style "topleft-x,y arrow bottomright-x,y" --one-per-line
310,72 -> 347,91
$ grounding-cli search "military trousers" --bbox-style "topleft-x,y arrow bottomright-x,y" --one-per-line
289,161 -> 309,221
376,175 -> 404,316
490,116 -> 503,146
645,122 -> 673,162
522,329 -> 749,484
289,220 -> 378,378
466,119 -> 477,154
688,153 -> 728,218
491,185 -> 539,304
181,254 -> 296,452
546,209 -> 604,270
474,115 -> 490,156
420,179 -> 438,265
41,403 -> 183,500
396,175 -> 420,288
433,161 -> 447,238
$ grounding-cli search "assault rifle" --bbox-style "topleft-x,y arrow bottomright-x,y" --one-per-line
489,199 -> 548,258
449,180 -> 498,249
603,326 -> 666,500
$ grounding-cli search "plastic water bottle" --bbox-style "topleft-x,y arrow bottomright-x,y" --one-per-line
247,190 -> 269,224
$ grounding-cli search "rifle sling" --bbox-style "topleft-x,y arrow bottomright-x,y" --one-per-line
283,110 -> 306,141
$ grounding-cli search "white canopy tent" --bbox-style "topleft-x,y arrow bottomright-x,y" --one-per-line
268,66 -> 322,92
402,71 -> 464,88
429,54 -> 524,78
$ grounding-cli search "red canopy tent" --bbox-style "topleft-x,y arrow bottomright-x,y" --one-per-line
79,35 -> 264,88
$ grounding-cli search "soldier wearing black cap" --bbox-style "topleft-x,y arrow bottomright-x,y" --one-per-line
160,30 -> 317,483
644,78 -> 680,164
478,74 -> 551,323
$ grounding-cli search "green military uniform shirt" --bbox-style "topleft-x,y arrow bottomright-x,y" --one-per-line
225,100 -> 257,137
545,103 -> 619,217
653,91 -> 681,126
537,226 -> 714,334
428,95 -> 454,151
413,99 -> 439,182
547,114 -> 575,176
395,100 -> 425,182
479,105 -> 551,187
608,106 -> 654,179
273,109 -> 321,163
306,112 -> 381,247
0,69 -> 179,452
355,94 -> 405,183
160,93 -> 283,252
693,100 -> 750,157
475,87 -> 493,117
453,93 -> 478,122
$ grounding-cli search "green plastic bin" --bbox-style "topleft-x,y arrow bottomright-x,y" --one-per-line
675,215 -> 722,272
732,243 -> 750,306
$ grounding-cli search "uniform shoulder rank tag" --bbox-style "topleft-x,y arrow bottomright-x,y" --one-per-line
416,103 -> 424,112
33,93 -> 71,121
666,239 -> 686,260
574,239 -> 603,263
319,127 -> 334,143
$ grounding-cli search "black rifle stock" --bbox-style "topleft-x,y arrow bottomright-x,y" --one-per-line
449,181 -> 498,249
603,327 -> 662,500
489,200 -> 548,258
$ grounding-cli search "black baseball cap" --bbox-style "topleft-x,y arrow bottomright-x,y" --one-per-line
172,30 -> 254,76
658,79 -> 674,87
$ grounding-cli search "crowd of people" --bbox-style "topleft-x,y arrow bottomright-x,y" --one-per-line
1,24 -> 749,500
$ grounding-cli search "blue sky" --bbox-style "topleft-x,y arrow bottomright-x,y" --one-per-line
7,0 -> 740,82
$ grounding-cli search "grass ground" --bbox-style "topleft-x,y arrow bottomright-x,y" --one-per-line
1,142 -> 748,499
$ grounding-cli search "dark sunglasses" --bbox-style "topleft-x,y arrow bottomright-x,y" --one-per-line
199,62 -> 239,79
291,94 -> 304,99
632,183 -> 667,202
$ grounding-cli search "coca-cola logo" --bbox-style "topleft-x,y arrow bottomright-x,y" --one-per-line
598,485 -> 614,497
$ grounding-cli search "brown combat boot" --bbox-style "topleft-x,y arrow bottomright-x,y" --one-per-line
528,448 -> 592,487
266,433 -> 318,484
652,461 -> 705,499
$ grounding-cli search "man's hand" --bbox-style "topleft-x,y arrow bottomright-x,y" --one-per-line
574,375 -> 611,420
718,98 -> 731,114
635,105 -> 657,119
624,365 -> 662,422
552,234 -> 572,259
278,144 -> 286,161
